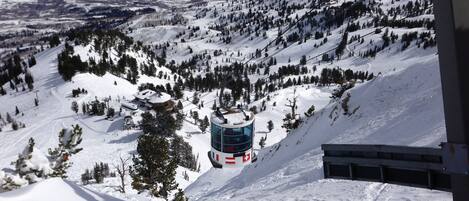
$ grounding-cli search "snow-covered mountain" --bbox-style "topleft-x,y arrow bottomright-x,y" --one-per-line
0,0 -> 452,200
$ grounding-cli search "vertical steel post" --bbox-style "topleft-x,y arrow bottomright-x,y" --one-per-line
433,0 -> 469,200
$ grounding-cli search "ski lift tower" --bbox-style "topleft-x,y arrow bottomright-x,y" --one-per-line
208,107 -> 257,168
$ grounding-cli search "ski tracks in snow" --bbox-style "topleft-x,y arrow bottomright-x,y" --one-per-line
364,182 -> 388,201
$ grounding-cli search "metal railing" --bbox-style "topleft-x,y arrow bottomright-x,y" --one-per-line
321,144 -> 451,191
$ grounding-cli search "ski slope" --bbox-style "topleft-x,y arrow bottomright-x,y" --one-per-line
185,46 -> 451,200
0,178 -> 124,201
0,0 -> 453,200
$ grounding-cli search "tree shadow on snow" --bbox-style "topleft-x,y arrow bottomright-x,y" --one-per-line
106,118 -> 124,133
108,132 -> 141,144
64,180 -> 124,201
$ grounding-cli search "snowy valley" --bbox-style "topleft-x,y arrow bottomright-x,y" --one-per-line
0,0 -> 452,200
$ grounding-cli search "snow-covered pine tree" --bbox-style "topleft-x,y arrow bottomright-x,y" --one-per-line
172,189 -> 188,201
11,138 -> 53,184
48,124 -> 83,178
0,172 -> 28,191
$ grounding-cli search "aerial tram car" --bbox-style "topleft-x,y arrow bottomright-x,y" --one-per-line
208,88 -> 257,168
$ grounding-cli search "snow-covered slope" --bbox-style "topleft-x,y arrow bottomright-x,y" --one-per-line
0,0 -> 452,200
0,178 -> 123,201
0,45 -> 187,200
185,46 -> 450,200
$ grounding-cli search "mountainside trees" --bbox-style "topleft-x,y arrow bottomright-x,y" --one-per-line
0,125 -> 83,191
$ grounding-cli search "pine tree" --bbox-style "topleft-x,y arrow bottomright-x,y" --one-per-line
172,189 -> 188,201
199,116 -> 209,133
48,124 -> 83,178
131,135 -> 178,198
267,120 -> 274,132
93,163 -> 105,183
30,56 -> 36,66
176,101 -> 183,110
192,92 -> 200,105
12,138 -> 52,184
81,102 -> 87,114
259,136 -> 266,148
1,173 -> 28,191
24,72 -> 34,91
12,121 -> 19,130
192,111 -> 199,125
6,112 -> 12,123
81,169 -> 92,185
15,106 -> 20,115
107,108 -> 115,119
341,93 -> 351,115
0,86 -> 5,95
299,55 -> 307,65
71,101 -> 79,114
9,80 -> 15,90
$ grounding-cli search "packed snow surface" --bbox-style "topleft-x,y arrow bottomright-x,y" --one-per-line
0,178 -> 123,201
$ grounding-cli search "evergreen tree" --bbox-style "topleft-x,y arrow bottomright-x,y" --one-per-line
71,101 -> 79,114
81,169 -> 93,185
106,108 -> 115,119
48,125 -> 83,178
299,55 -> 307,65
259,136 -> 266,148
0,86 -> 5,95
192,111 -> 199,125
93,163 -> 105,183
29,56 -> 36,66
6,112 -> 13,123
12,121 -> 19,130
140,111 -> 176,137
0,172 -> 28,191
12,138 -> 53,184
15,106 -> 20,115
192,92 -> 200,105
176,101 -> 183,110
24,72 -> 34,91
81,102 -> 87,114
49,35 -> 60,47
199,116 -> 209,133
267,120 -> 274,132
172,189 -> 188,201
335,32 -> 349,59
131,135 -> 178,198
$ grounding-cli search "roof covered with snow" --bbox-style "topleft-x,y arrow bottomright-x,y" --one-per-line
134,89 -> 171,104
211,108 -> 254,128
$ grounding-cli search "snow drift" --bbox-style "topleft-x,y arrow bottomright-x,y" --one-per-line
0,178 -> 123,201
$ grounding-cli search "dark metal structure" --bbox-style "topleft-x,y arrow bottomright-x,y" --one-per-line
321,1 -> 469,199
434,0 -> 469,200
322,144 -> 451,191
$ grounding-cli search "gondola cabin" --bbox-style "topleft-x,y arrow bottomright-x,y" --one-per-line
208,108 -> 257,168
